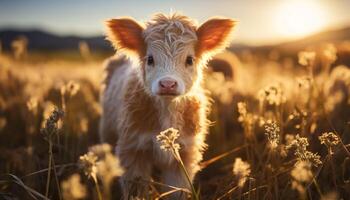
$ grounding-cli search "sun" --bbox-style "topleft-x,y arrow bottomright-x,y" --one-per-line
274,0 -> 328,39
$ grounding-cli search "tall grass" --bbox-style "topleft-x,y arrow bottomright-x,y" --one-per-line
0,41 -> 349,199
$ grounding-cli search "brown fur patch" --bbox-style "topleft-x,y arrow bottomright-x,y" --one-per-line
123,76 -> 160,134
182,97 -> 201,135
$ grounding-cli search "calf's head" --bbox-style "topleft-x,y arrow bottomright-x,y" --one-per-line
106,13 -> 235,98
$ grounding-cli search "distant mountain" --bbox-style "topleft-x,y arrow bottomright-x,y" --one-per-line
1,26 -> 350,53
282,26 -> 350,46
0,29 -> 113,52
236,26 -> 350,54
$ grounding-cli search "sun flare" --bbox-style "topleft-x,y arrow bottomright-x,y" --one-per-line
274,0 -> 328,39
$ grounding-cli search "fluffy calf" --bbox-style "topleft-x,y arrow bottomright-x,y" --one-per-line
100,13 -> 235,199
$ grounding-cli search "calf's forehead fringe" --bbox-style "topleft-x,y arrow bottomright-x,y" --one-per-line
143,13 -> 198,58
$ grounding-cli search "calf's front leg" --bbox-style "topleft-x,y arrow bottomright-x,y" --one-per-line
117,147 -> 153,199
160,154 -> 200,200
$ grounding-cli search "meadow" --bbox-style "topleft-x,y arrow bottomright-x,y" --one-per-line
0,39 -> 349,200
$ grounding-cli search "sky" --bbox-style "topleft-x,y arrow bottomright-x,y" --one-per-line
1,0 -> 350,45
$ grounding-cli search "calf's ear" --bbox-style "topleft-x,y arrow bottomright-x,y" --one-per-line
196,18 -> 236,56
105,18 -> 145,57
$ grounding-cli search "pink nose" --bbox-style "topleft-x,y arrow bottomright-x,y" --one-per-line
159,78 -> 178,94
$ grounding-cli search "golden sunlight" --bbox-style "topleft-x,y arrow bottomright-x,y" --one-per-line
273,0 -> 328,39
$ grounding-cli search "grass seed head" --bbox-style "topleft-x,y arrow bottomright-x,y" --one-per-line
26,96 -> 39,114
80,144 -> 124,191
157,128 -> 181,153
291,161 -> 313,196
79,152 -> 98,181
61,174 -> 87,200
264,121 -> 280,150
258,84 -> 286,106
322,44 -> 337,66
233,157 -> 251,188
88,143 -> 124,180
287,134 -> 322,167
61,81 -> 80,97
237,102 -> 256,138
319,132 -> 340,155
41,107 -> 64,137
298,51 -> 316,67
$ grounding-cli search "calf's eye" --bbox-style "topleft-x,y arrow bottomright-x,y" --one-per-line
186,56 -> 194,66
147,56 -> 154,66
